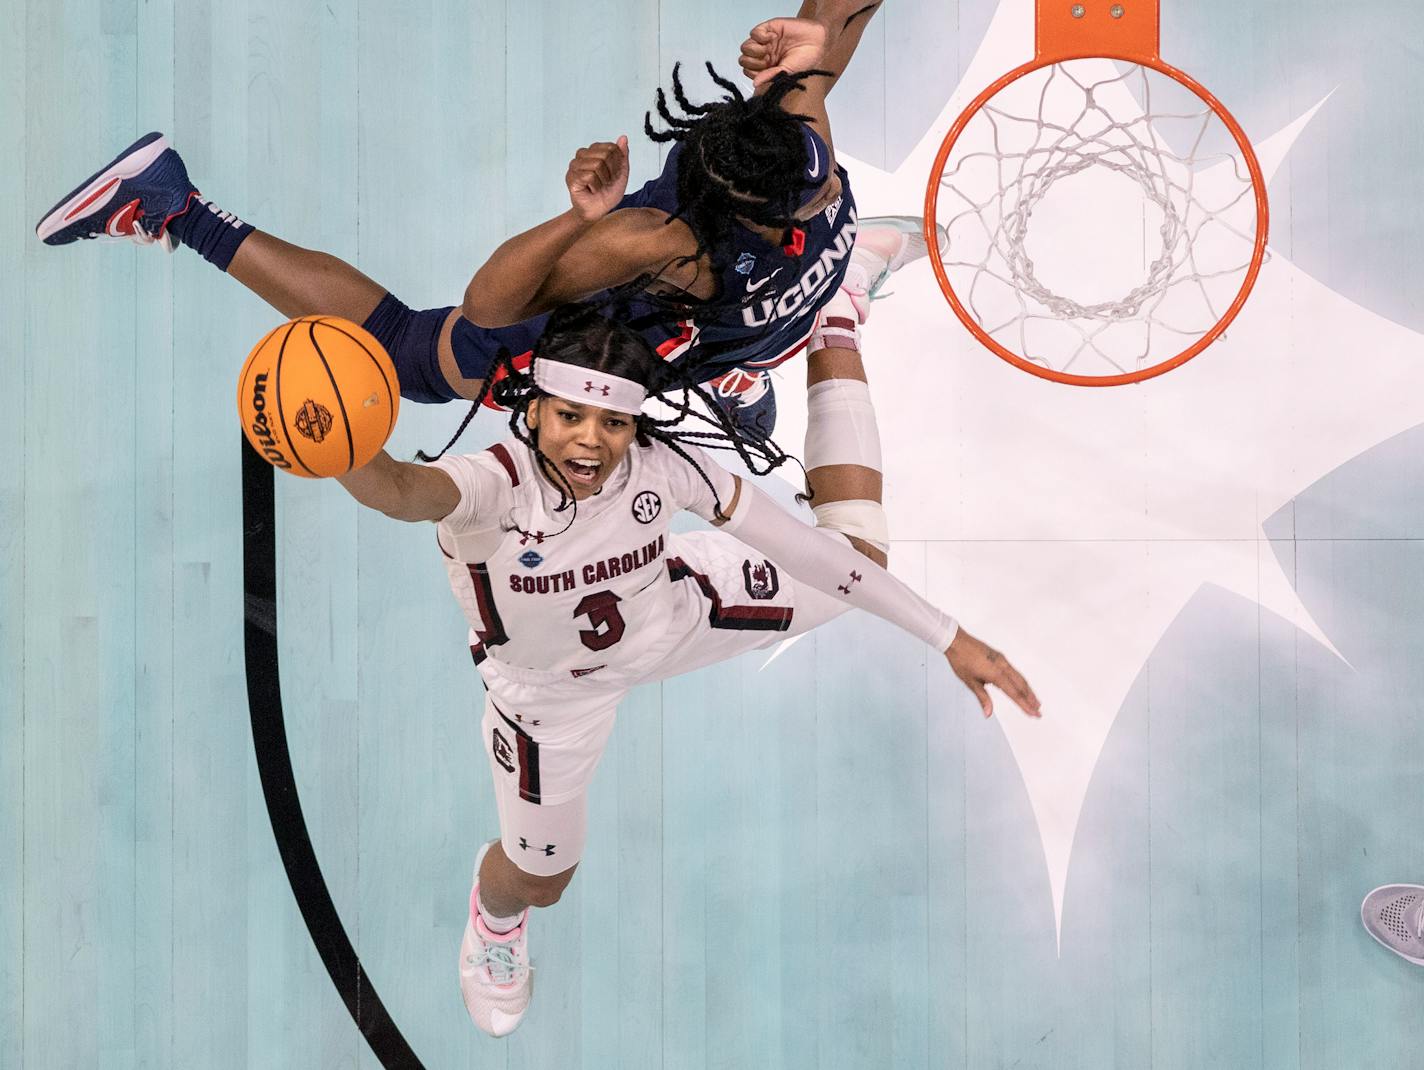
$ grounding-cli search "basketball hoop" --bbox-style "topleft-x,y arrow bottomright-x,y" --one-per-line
924,0 -> 1269,386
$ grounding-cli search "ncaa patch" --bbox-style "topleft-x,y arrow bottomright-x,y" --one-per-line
519,549 -> 544,568
735,251 -> 757,275
742,558 -> 780,600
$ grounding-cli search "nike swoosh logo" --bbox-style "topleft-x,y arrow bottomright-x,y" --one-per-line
807,137 -> 822,179
106,199 -> 142,238
746,268 -> 782,293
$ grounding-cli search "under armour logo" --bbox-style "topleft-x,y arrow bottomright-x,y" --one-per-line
519,838 -> 556,857
837,571 -> 863,595
519,531 -> 546,545
513,712 -> 542,726
584,381 -> 611,397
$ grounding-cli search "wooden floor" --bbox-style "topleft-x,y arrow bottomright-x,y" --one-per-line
4,0 -> 1424,1067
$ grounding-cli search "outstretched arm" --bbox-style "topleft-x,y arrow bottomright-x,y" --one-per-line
797,1 -> 883,89
738,2 -> 884,158
717,477 -> 1041,719
461,137 -> 699,328
336,450 -> 460,523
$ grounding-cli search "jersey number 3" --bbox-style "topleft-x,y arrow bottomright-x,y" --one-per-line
575,591 -> 626,651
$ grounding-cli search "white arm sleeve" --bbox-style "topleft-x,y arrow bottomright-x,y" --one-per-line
722,483 -> 959,651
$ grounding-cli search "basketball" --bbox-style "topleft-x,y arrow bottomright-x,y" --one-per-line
237,315 -> 400,478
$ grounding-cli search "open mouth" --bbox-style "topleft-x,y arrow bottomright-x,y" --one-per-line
563,457 -> 602,487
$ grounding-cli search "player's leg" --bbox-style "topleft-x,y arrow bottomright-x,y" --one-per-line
460,754 -> 586,1039
230,233 -> 524,404
36,133 -> 370,313
459,787 -> 584,1039
35,132 -> 494,403
230,234 -> 498,403
797,214 -> 953,565
802,305 -> 888,568
458,684 -> 620,1037
226,230 -> 385,323
475,838 -> 579,915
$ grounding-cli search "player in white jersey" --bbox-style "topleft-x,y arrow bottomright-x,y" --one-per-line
335,304 -> 1040,1037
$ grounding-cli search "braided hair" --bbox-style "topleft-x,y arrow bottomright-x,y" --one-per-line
645,63 -> 827,267
605,61 -> 835,384
417,303 -> 803,538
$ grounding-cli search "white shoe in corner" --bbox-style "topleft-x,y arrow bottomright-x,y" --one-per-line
1361,883 -> 1424,966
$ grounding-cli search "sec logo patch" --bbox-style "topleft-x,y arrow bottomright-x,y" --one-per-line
632,490 -> 662,524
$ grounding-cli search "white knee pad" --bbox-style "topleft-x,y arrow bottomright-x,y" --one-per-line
811,498 -> 889,554
804,377 -> 882,473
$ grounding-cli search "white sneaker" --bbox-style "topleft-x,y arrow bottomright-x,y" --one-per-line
843,214 -> 950,317
1361,884 -> 1424,966
459,841 -> 534,1036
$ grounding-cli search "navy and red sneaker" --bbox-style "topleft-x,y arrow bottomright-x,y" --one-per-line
35,132 -> 199,250
709,366 -> 778,441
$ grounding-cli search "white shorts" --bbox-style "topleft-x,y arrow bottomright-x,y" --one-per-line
476,529 -> 848,876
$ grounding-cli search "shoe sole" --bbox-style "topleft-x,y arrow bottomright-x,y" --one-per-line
1361,885 -> 1424,966
35,131 -> 168,243
858,214 -> 950,267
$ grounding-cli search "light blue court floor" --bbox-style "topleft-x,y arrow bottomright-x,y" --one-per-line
5,0 -> 1424,1067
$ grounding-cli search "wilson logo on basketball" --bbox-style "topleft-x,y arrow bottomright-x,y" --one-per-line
294,400 -> 334,443
248,373 -> 293,471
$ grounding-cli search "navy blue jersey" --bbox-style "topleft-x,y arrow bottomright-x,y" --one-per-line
456,124 -> 857,421
613,134 -> 858,375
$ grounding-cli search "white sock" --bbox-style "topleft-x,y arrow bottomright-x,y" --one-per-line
477,890 -> 524,934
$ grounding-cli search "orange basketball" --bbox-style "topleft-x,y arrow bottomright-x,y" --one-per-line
237,316 -> 400,478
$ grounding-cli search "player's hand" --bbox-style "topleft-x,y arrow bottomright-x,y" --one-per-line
566,136 -> 630,222
739,18 -> 829,90
944,628 -> 1041,720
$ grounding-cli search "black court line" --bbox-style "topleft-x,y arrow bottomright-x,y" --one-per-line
242,437 -> 428,1070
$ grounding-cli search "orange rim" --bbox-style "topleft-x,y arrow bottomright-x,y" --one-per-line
923,54 -> 1270,387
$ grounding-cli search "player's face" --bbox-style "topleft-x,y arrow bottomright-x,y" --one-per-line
527,397 -> 639,500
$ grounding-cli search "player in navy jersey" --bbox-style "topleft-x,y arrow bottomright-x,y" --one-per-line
327,303 -> 1039,1036
36,2 -> 940,439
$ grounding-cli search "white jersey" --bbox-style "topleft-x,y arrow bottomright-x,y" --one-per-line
431,436 -> 737,674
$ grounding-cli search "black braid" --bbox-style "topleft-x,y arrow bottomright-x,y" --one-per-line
641,63 -> 829,288
625,62 -> 836,385
426,62 -> 839,469
418,302 -> 803,537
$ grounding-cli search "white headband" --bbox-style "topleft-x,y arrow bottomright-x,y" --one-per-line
533,359 -> 647,416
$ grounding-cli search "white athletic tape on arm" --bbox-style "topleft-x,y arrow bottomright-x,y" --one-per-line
804,377 -> 883,473
809,287 -> 864,353
721,484 -> 957,650
811,498 -> 889,553
533,359 -> 646,415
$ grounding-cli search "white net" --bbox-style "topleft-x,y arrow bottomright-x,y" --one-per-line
934,60 -> 1264,379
